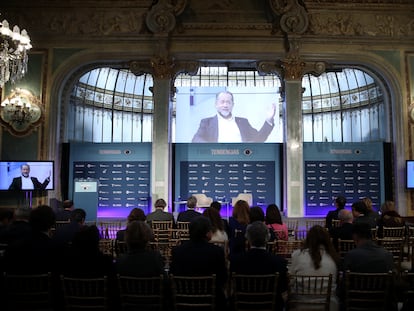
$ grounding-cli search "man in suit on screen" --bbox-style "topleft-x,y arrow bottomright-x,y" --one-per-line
8,163 -> 50,190
192,91 -> 276,143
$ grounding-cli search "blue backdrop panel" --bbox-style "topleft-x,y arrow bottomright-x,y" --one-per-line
69,143 -> 152,218
175,143 -> 282,208
303,142 -> 385,217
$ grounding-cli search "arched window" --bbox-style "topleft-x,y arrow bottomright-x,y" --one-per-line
65,66 -> 387,144
66,67 -> 153,143
302,68 -> 386,142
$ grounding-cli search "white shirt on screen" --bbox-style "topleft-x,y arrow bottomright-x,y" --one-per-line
21,176 -> 34,190
217,114 -> 242,142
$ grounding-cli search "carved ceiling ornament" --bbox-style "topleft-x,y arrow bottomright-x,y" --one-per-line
145,0 -> 188,34
269,0 -> 309,35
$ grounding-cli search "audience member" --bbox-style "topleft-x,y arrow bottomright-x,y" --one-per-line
0,207 -> 31,244
329,209 -> 354,250
265,204 -> 288,241
5,205 -> 58,274
116,208 -> 146,241
377,200 -> 405,237
228,200 -> 250,256
210,201 -> 230,235
325,196 -> 346,230
146,198 -> 174,224
0,209 -> 13,237
202,208 -> 228,243
55,199 -> 74,221
351,200 -> 377,228
290,225 -> 339,311
116,220 -> 164,277
362,197 -> 380,225
230,221 -> 288,311
249,206 -> 276,241
341,222 -> 396,310
176,196 -> 201,222
343,222 -> 394,273
170,216 -> 227,310
60,225 -> 114,277
53,208 -> 86,247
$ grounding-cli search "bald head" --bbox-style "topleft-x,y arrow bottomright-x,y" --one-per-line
338,209 -> 353,224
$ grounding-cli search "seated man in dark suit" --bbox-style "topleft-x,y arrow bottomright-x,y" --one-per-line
53,208 -> 86,247
343,222 -> 394,273
230,221 -> 288,311
325,195 -> 346,230
329,209 -> 354,251
146,198 -> 174,224
176,196 -> 201,223
192,91 -> 276,143
352,201 -> 377,228
170,216 -> 227,310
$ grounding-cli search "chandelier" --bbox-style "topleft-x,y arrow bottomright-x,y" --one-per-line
0,18 -> 32,88
0,88 -> 42,135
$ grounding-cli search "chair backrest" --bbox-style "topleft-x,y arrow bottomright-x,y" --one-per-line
382,226 -> 406,238
273,240 -> 303,265
376,238 -> 404,271
231,193 -> 253,207
170,274 -> 216,311
99,238 -> 115,258
117,274 -> 164,311
4,272 -> 53,311
305,219 -> 326,231
99,221 -> 122,239
115,240 -> 128,258
344,270 -> 393,311
287,274 -> 333,311
176,221 -> 190,231
338,239 -> 357,259
331,219 -> 341,228
231,273 -> 279,311
60,275 -> 109,310
193,193 -> 213,208
151,220 -> 174,231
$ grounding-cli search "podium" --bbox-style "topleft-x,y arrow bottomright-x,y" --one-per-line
73,179 -> 98,222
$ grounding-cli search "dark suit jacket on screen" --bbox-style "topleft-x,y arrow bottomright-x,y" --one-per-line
8,176 -> 50,190
192,115 -> 274,142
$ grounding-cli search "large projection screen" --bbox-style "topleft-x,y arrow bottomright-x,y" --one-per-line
175,86 -> 281,143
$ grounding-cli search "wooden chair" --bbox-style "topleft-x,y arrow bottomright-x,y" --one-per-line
305,219 -> 326,231
337,239 -> 356,260
176,221 -> 190,231
99,238 -> 115,258
287,274 -> 333,311
151,220 -> 174,231
294,230 -> 307,240
99,221 -> 122,239
376,238 -> 404,272
231,273 -> 279,311
115,240 -> 128,258
382,226 -> 406,239
4,272 -> 53,311
60,275 -> 109,310
170,274 -> 216,311
285,219 -> 299,238
117,274 -> 165,311
344,270 -> 393,311
331,219 -> 341,228
400,270 -> 414,311
273,240 -> 303,265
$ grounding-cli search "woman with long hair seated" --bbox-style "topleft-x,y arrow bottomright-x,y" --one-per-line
289,225 -> 340,310
202,207 -> 228,243
228,200 -> 250,256
265,204 -> 289,241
